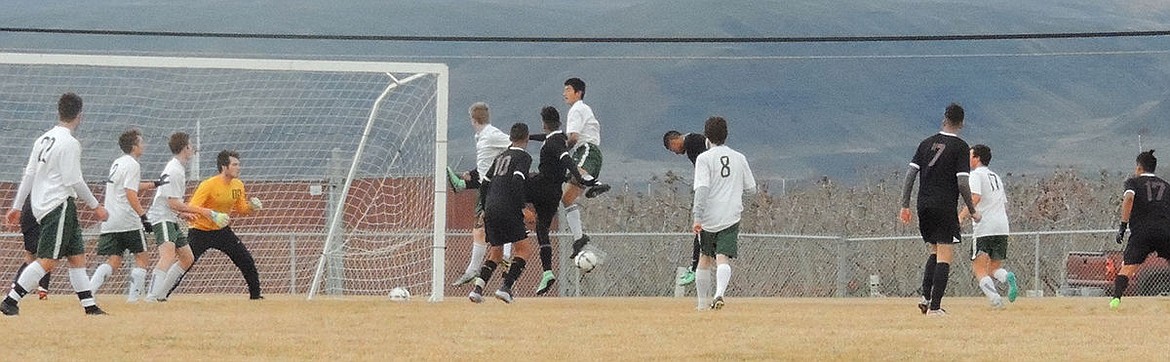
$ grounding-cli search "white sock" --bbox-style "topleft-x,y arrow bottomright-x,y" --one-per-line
128,267 -> 147,302
979,276 -> 1001,299
503,243 -> 513,261
161,263 -> 187,297
715,264 -> 732,298
564,203 -> 583,240
69,268 -> 96,308
993,268 -> 1009,283
90,263 -> 113,293
466,242 -> 487,275
8,261 -> 47,303
695,267 -> 713,309
148,268 -> 167,299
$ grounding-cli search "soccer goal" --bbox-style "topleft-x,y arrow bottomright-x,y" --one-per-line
0,52 -> 450,301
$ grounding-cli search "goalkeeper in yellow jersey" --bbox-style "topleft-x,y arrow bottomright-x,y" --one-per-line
171,149 -> 264,300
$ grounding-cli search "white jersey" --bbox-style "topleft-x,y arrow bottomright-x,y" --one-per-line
474,124 -> 511,183
101,154 -> 143,233
693,145 -> 756,233
566,100 -> 601,148
20,126 -> 95,221
969,166 -> 1010,237
148,158 -> 188,225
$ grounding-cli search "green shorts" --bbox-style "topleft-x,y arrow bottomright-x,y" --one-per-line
153,221 -> 189,248
97,229 -> 149,256
36,198 -> 84,259
699,222 -> 739,258
571,142 -> 603,179
973,235 -> 1009,261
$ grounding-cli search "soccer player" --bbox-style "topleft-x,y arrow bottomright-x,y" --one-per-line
692,117 -> 756,310
663,130 -> 709,287
561,77 -> 611,258
145,132 -> 220,302
89,129 -> 162,302
450,102 -> 514,286
899,103 -> 981,316
469,122 -> 535,304
528,106 -> 597,295
9,198 -> 52,300
958,144 -> 1019,308
176,150 -> 265,300
1110,150 -> 1170,309
2,92 -> 109,316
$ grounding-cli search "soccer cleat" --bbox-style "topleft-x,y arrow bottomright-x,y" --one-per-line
917,299 -> 929,315
36,287 -> 48,300
584,183 -> 611,198
677,270 -> 696,286
925,309 -> 947,317
0,301 -> 19,316
990,295 -> 1005,309
250,295 -> 265,300
446,167 -> 465,192
494,287 -> 514,304
711,296 -> 725,310
536,270 -> 557,295
85,306 -> 108,316
570,234 -> 591,259
451,271 -> 478,287
469,285 -> 484,304
1110,298 -> 1121,310
1006,272 -> 1019,302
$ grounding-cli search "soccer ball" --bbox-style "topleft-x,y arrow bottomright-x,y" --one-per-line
574,250 -> 600,273
388,287 -> 411,301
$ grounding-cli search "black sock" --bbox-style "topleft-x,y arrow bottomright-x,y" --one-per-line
930,262 -> 950,310
921,254 -> 937,300
690,236 -> 701,271
502,257 -> 527,290
478,260 -> 498,285
39,272 -> 51,290
539,245 -> 553,272
1113,275 -> 1129,299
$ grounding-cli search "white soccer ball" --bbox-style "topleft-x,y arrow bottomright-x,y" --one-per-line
574,250 -> 600,273
388,287 -> 411,301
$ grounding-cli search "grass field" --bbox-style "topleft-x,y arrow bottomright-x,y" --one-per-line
5,294 -> 1168,360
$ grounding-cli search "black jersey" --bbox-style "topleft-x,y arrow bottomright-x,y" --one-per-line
683,133 -> 708,165
484,147 -> 532,217
910,132 -> 970,210
535,131 -> 574,186
1125,174 -> 1170,230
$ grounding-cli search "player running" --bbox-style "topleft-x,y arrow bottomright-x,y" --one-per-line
1110,150 -> 1170,309
958,144 -> 1019,308
89,129 -> 162,302
3,93 -> 109,316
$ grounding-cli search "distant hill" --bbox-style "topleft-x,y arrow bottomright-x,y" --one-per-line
1,0 -> 1168,184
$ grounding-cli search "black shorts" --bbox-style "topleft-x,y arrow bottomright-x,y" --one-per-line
483,212 -> 528,247
917,207 -> 961,245
526,179 -> 562,219
1123,227 -> 1170,265
20,199 -> 39,254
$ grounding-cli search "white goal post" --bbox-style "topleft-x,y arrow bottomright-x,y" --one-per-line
0,52 -> 450,301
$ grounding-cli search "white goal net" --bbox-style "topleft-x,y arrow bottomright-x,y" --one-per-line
0,53 -> 450,301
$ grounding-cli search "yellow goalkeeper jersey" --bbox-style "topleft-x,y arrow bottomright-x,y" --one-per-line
189,175 -> 253,231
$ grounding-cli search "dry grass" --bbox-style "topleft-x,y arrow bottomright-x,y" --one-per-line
5,294 -> 1167,361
